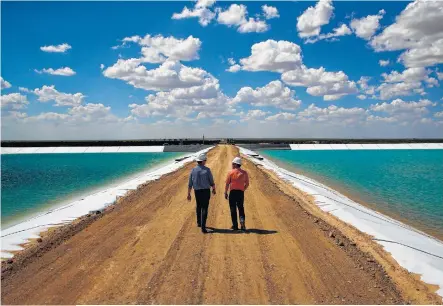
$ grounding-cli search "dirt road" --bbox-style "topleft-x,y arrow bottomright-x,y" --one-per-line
1,145 -> 433,304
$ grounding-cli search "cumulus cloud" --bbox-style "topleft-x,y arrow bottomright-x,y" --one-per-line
33,85 -> 85,107
216,4 -> 270,33
1,93 -> 29,110
1,77 -> 12,89
266,112 -> 296,121
296,0 -> 334,39
242,109 -> 270,121
282,66 -> 358,100
230,39 -> 357,100
172,0 -> 216,26
226,64 -> 241,73
129,89 -> 231,120
376,81 -> 423,100
298,104 -> 366,124
19,87 -> 31,93
262,5 -> 279,19
217,4 -> 247,26
370,0 -> 443,67
173,2 -> 272,33
100,64 -> 105,70
350,9 -> 385,40
67,103 -> 119,123
376,67 -> 438,99
357,95 -> 366,100
232,80 -> 301,110
366,115 -> 398,123
115,34 -> 201,63
382,67 -> 432,83
238,18 -> 269,33
13,102 -> 122,126
305,24 -> 352,44
229,40 -> 302,73
104,59 -> 217,92
40,43 -> 72,53
434,111 -> 443,118
379,60 -> 390,67
369,99 -> 437,122
34,67 -> 76,76
398,39 -> 443,68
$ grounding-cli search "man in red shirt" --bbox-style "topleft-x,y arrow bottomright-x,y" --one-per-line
224,157 -> 249,231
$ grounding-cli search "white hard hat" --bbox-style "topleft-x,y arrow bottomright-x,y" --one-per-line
232,157 -> 242,165
196,153 -> 207,162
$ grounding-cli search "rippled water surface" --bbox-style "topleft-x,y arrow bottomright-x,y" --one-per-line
261,150 -> 443,238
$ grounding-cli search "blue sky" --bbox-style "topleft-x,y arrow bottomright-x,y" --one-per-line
1,0 -> 442,140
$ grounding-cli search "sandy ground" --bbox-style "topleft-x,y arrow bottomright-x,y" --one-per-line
1,145 -> 441,304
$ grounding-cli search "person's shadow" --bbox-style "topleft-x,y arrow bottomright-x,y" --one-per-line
206,227 -> 277,235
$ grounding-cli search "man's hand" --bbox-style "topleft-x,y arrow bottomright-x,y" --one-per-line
224,192 -> 229,200
212,189 -> 216,195
187,194 -> 192,201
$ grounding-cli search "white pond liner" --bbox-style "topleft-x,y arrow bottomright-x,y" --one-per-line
239,146 -> 443,297
1,147 -> 213,259
1,146 -> 165,154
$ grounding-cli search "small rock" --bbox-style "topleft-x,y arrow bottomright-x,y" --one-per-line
350,242 -> 356,246
374,285 -> 378,288
342,298 -> 346,302
334,295 -> 339,298
37,238 -> 43,243
96,211 -> 101,215
416,288 -> 420,291
314,219 -> 319,223
329,231 -> 335,238
339,241 -> 345,246
6,259 -> 13,264
367,258 -> 375,263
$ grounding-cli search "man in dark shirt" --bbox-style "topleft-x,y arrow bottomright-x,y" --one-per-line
187,153 -> 216,233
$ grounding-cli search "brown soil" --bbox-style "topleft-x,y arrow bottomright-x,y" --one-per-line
1,145 -> 441,305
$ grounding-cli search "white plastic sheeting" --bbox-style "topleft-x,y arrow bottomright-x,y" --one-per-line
1,147 -> 213,259
1,146 -> 165,154
289,143 -> 443,150
238,146 -> 443,298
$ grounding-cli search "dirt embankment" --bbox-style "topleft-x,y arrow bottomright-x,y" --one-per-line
2,145 -> 441,304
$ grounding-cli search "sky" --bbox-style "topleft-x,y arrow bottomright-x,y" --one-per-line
1,0 -> 442,140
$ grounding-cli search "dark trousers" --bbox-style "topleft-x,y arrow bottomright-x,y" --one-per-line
229,190 -> 245,228
195,189 -> 211,229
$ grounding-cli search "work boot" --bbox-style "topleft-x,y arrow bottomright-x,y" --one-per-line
240,221 -> 246,231
231,225 -> 239,231
197,223 -> 201,228
202,227 -> 208,234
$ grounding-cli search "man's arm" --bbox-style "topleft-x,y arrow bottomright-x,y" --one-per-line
208,169 -> 216,194
224,173 -> 230,199
187,171 -> 193,201
244,172 -> 249,191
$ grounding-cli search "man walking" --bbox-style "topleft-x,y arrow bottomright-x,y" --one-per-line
187,153 -> 216,233
225,157 -> 249,231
